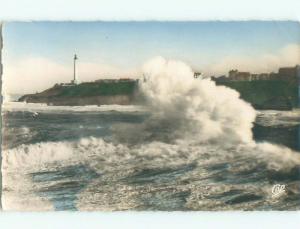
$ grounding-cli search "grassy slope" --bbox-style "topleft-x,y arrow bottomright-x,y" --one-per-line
55,81 -> 138,97
216,80 -> 298,107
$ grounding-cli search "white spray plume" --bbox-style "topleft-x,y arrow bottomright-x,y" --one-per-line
140,57 -> 256,144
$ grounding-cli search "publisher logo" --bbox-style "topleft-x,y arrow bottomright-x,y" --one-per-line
272,184 -> 285,198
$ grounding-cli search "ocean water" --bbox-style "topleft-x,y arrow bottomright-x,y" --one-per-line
2,58 -> 300,211
1,102 -> 300,211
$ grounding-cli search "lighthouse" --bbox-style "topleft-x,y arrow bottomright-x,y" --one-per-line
71,54 -> 78,84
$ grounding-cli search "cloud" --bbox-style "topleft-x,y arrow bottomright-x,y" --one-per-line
77,62 -> 140,82
3,57 -> 140,94
3,57 -> 70,94
3,43 -> 300,94
202,44 -> 300,76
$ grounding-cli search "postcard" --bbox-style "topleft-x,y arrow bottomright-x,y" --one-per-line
1,21 -> 300,211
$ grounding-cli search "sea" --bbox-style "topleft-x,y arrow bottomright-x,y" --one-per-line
1,101 -> 300,211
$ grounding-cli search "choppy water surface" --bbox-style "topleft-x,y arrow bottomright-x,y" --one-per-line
2,103 -> 300,211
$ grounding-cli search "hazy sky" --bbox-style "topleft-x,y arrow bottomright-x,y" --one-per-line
2,21 -> 300,93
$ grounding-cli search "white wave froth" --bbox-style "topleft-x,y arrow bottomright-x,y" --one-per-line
2,137 -> 300,210
140,57 -> 256,144
2,102 -> 147,113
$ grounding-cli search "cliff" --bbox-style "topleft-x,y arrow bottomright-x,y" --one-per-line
18,80 -> 141,106
216,80 -> 298,110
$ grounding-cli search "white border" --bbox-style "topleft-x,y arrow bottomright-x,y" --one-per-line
1,0 -> 300,228
0,0 -> 300,21
0,212 -> 300,229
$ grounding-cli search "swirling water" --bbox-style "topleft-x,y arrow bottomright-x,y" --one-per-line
2,103 -> 300,211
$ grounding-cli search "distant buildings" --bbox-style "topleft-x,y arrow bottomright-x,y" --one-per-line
278,67 -> 299,83
94,78 -> 138,83
212,65 -> 300,84
228,70 -> 251,81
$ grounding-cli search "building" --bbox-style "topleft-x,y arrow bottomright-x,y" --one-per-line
94,78 -> 138,83
212,65 -> 300,83
256,73 -> 270,80
228,70 -> 251,81
278,66 -> 299,83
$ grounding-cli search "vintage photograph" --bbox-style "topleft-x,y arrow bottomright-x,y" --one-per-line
1,21 -> 300,211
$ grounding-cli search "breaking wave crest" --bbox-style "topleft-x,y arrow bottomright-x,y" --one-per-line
140,57 -> 256,144
3,137 -> 300,174
2,137 -> 300,210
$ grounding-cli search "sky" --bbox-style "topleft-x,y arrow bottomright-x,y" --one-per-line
2,21 -> 300,94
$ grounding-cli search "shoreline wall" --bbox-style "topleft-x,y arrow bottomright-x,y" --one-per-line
20,94 -> 138,106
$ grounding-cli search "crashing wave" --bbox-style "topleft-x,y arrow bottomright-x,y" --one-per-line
140,57 -> 256,144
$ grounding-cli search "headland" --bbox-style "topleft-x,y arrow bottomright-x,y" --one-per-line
18,65 -> 299,110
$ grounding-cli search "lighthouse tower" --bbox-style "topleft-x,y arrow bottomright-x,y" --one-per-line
71,54 -> 78,84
